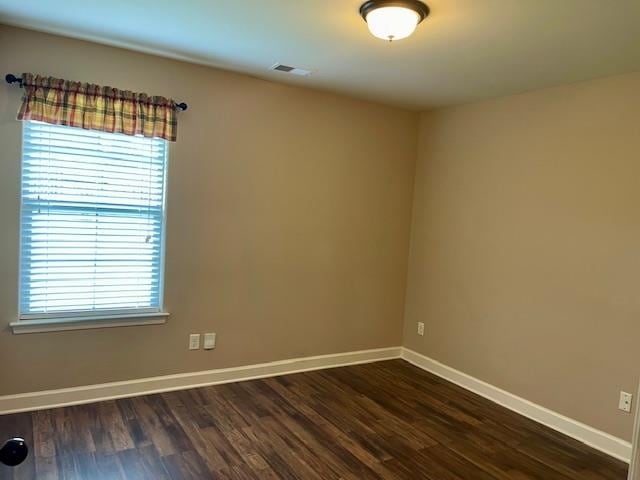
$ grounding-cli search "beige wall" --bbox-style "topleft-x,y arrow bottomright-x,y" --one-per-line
0,25 -> 418,395
403,71 -> 640,440
2,22 -> 639,445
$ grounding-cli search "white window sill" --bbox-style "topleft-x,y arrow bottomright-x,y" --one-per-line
9,312 -> 169,334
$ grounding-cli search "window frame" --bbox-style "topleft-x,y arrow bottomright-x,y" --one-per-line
11,121 -> 170,334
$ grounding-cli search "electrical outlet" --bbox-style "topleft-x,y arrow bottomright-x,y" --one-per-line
204,333 -> 216,350
619,391 -> 633,413
417,322 -> 425,336
189,334 -> 201,350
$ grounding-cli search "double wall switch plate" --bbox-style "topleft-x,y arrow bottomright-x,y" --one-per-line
189,334 -> 201,350
417,322 -> 425,336
204,333 -> 216,350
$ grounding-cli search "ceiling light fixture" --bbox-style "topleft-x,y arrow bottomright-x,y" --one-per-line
359,0 -> 430,42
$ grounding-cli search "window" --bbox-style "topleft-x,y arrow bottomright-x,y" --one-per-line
18,121 -> 168,325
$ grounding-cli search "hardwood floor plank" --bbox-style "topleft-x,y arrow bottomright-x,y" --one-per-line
93,453 -> 124,480
32,410 -> 56,459
95,401 -> 135,453
34,455 -> 58,480
0,360 -> 628,479
117,445 -> 170,480
115,398 -> 150,449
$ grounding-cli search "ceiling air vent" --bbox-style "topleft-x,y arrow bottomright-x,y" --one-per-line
270,63 -> 312,77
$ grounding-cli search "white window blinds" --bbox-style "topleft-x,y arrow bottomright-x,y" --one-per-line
19,121 -> 168,318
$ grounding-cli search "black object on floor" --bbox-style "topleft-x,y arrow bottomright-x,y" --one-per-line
0,438 -> 28,467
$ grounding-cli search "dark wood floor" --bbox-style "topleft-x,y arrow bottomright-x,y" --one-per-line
0,360 -> 628,479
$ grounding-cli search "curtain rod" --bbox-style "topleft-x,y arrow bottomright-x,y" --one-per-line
5,74 -> 188,111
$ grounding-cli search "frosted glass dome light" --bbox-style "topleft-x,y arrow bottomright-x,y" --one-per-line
360,0 -> 430,42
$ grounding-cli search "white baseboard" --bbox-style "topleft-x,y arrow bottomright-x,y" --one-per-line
401,347 -> 632,463
0,346 -> 402,414
2,344 -> 631,464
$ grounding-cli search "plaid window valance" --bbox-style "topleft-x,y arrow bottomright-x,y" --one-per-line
16,73 -> 179,142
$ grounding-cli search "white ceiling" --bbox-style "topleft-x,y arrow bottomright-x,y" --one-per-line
1,0 -> 639,109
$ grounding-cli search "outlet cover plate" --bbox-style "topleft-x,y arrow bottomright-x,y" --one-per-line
619,391 -> 633,413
